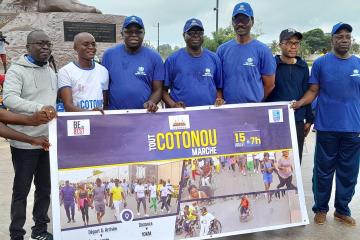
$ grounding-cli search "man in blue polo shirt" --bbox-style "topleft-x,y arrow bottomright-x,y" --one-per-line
102,15 -> 164,112
267,28 -> 314,163
217,2 -> 276,103
293,22 -> 360,226
162,18 -> 224,108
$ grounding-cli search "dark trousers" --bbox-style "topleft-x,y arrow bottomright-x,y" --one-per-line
9,147 -> 51,239
64,202 -> 75,221
312,131 -> 360,216
295,121 -> 305,163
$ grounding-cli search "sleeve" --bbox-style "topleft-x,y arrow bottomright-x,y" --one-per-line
153,52 -> 165,81
164,56 -> 173,88
213,54 -> 223,89
57,67 -> 72,90
3,67 -> 44,113
260,46 -> 276,75
101,67 -> 109,91
309,59 -> 320,84
101,50 -> 110,70
302,64 -> 314,123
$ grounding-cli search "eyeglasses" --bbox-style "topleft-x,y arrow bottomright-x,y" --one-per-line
123,30 -> 145,36
232,15 -> 251,25
281,41 -> 301,47
186,30 -> 204,37
28,41 -> 53,48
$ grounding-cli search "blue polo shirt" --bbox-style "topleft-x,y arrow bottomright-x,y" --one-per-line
164,48 -> 223,107
217,39 -> 276,103
102,44 -> 164,109
310,52 -> 360,132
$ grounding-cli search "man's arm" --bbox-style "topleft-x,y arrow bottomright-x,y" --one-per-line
59,87 -> 83,112
292,84 -> 319,109
144,80 -> 163,112
0,122 -> 50,150
0,108 -> 50,125
262,75 -> 275,100
102,90 -> 109,110
162,86 -> 186,108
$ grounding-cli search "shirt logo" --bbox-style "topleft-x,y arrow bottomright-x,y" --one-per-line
243,58 -> 256,67
350,69 -> 360,77
202,68 -> 213,77
135,66 -> 147,76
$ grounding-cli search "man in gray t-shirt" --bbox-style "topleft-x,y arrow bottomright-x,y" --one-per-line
92,178 -> 108,224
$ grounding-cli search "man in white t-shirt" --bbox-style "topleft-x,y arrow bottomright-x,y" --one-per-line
199,207 -> 215,236
148,181 -> 157,214
58,32 -> 109,111
134,180 -> 148,217
159,181 -> 170,213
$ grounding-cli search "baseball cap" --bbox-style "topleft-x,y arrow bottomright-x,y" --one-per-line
331,22 -> 352,35
232,2 -> 254,18
123,15 -> 144,30
279,28 -> 303,42
183,18 -> 204,33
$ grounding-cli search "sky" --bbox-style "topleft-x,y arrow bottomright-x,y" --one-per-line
82,0 -> 360,48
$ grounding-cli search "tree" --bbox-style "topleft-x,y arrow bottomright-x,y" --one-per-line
158,44 -> 173,59
350,38 -> 360,55
302,28 -> 331,54
298,41 -> 311,59
203,25 -> 235,52
270,40 -> 280,55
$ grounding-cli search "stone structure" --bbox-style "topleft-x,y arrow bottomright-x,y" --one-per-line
0,0 -> 124,67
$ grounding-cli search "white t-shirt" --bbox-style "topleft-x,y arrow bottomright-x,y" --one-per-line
200,212 -> 215,236
58,62 -> 109,110
149,185 -> 157,198
0,41 -> 6,54
160,186 -> 168,197
135,184 -> 145,198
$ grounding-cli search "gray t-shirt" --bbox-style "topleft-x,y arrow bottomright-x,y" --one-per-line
0,41 -> 5,54
93,185 -> 106,204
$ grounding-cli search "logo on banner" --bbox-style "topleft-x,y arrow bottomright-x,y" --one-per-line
168,115 -> 190,130
120,209 -> 134,222
67,119 -> 91,136
268,109 -> 283,123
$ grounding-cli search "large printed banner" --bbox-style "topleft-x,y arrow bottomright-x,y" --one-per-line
49,102 -> 309,240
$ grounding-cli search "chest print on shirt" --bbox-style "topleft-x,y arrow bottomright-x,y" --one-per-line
350,69 -> 360,77
76,84 -> 85,93
202,68 -> 213,77
243,57 -> 256,67
135,66 -> 147,76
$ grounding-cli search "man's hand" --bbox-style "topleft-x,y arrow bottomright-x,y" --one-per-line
214,98 -> 225,107
92,107 -> 105,115
144,101 -> 158,112
30,136 -> 50,151
172,101 -> 186,109
30,111 -> 51,126
304,123 -> 312,137
41,106 -> 57,120
290,100 -> 303,110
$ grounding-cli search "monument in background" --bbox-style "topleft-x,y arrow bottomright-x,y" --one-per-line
0,0 -> 124,67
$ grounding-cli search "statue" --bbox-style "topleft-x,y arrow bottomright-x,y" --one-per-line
1,0 -> 102,13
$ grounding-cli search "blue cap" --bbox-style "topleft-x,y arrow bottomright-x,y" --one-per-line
183,18 -> 204,33
232,2 -> 253,18
331,22 -> 352,35
123,15 -> 144,30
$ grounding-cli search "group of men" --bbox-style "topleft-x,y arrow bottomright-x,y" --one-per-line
0,1 -> 359,240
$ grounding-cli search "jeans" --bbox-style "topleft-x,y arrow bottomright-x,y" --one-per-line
9,147 -> 51,239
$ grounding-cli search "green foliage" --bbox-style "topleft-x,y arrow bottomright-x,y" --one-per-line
270,40 -> 280,55
302,28 -> 331,54
203,25 -> 235,52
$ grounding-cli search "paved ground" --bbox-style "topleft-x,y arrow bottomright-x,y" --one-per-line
0,132 -> 359,240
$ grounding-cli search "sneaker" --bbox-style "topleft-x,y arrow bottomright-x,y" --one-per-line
167,210 -> 171,214
67,219 -> 71,223
314,212 -> 327,225
144,214 -> 149,217
137,212 -> 140,216
334,212 -> 356,226
31,232 -> 53,240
